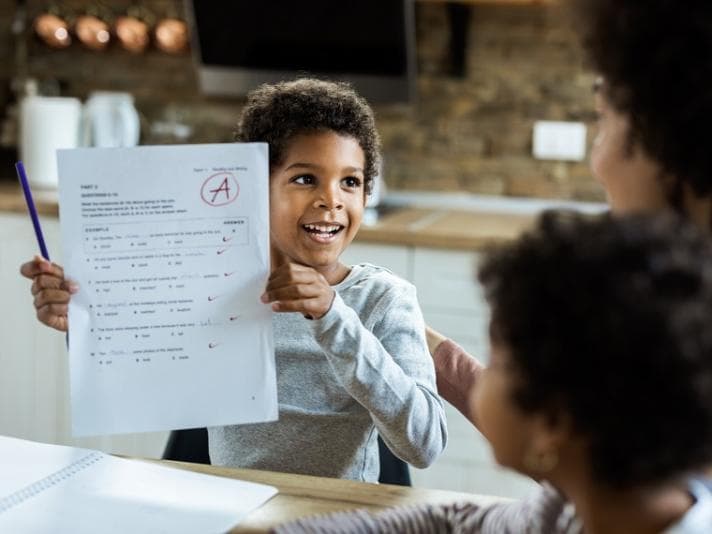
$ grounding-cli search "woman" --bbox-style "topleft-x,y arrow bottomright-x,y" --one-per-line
276,0 -> 712,531
431,0 -> 712,427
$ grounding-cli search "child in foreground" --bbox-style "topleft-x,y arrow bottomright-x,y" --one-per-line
20,79 -> 447,480
276,211 -> 712,533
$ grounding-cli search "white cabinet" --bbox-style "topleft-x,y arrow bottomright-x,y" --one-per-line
0,212 -> 167,458
347,241 -> 538,498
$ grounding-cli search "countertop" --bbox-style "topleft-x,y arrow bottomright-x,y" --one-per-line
0,182 -> 601,250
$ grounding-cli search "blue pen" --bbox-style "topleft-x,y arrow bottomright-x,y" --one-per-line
15,161 -> 51,260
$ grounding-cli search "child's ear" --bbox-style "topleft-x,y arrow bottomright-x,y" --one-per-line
531,407 -> 573,453
523,408 -> 573,476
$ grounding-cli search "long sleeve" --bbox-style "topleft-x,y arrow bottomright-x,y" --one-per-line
432,339 -> 485,426
273,483 -> 581,534
310,284 -> 447,469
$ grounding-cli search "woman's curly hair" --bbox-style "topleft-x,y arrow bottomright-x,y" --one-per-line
235,78 -> 381,195
479,211 -> 712,489
574,0 -> 712,205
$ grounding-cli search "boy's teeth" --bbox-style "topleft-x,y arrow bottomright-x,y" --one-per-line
304,224 -> 340,232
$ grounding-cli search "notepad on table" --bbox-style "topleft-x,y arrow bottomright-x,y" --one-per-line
0,435 -> 277,533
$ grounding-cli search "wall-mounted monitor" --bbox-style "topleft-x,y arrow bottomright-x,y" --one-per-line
185,0 -> 416,103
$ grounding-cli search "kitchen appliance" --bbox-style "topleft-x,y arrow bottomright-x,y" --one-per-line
185,0 -> 416,103
19,95 -> 82,189
82,91 -> 141,148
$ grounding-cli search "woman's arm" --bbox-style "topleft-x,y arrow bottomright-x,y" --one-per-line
426,326 -> 485,427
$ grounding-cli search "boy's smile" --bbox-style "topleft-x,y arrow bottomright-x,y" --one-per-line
269,131 -> 366,284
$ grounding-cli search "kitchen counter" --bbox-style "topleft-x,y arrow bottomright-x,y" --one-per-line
358,206 -> 535,249
0,182 -> 59,217
0,182 -> 583,250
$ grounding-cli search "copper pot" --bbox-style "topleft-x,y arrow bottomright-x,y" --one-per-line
34,13 -> 72,49
115,15 -> 150,53
75,14 -> 111,51
154,17 -> 188,54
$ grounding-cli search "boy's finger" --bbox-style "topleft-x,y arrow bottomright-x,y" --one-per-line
30,276 -> 78,296
37,302 -> 69,319
34,288 -> 72,309
270,297 -> 331,319
36,306 -> 69,332
266,266 -> 317,289
20,256 -> 65,280
261,284 -> 321,304
31,274 -> 64,294
269,298 -> 311,313
270,243 -> 288,270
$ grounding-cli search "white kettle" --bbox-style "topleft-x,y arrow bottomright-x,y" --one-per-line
82,91 -> 140,148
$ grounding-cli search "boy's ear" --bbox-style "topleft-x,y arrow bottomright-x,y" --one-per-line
532,406 -> 573,451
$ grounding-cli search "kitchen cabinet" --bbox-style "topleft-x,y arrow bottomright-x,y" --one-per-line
344,241 -> 538,498
0,212 -> 167,458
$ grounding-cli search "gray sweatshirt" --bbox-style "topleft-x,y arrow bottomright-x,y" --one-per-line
208,263 -> 447,481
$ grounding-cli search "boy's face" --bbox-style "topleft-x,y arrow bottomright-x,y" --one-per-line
471,336 -> 560,480
269,131 -> 366,279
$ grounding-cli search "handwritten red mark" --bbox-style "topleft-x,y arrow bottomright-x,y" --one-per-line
200,173 -> 240,207
207,295 -> 220,302
217,248 -> 228,255
210,178 -> 231,203
224,271 -> 236,277
208,342 -> 220,349
229,315 -> 240,321
222,236 -> 233,242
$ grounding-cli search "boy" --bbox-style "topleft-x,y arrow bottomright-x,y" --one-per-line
21,79 -> 447,481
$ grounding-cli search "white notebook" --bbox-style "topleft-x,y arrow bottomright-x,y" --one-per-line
0,435 -> 278,533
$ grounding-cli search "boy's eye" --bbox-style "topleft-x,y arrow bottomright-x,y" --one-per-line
292,174 -> 316,185
343,176 -> 362,189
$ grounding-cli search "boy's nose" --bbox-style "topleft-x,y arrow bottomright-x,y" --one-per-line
314,187 -> 344,211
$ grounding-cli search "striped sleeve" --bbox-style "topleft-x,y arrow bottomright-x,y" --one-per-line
272,484 -> 582,534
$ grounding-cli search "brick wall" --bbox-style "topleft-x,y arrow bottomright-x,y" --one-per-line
2,1 -> 603,201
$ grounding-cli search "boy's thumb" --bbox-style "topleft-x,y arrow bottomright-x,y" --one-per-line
270,243 -> 288,270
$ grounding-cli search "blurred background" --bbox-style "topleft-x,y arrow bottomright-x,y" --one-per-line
0,0 -> 601,501
0,0 -> 599,199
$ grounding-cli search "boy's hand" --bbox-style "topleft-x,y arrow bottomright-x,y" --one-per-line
261,262 -> 335,320
19,255 -> 78,332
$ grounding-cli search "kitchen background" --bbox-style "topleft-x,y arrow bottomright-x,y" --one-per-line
0,0 -> 600,501
0,0 -> 599,199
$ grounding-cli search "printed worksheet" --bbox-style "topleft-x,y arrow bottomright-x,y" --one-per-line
57,143 -> 277,436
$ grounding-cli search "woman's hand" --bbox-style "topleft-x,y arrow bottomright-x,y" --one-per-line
19,255 -> 78,332
425,325 -> 447,356
261,262 -> 335,320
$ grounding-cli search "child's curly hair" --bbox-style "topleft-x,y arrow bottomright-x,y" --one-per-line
480,211 -> 712,489
235,78 -> 381,196
574,0 -> 712,207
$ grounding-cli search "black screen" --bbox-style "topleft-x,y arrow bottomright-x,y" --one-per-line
191,1 -> 409,77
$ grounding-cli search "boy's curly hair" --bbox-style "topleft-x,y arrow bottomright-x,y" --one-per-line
235,78 -> 381,196
574,0 -> 712,206
479,211 -> 712,489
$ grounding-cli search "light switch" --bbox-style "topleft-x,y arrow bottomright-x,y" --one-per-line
532,121 -> 587,162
